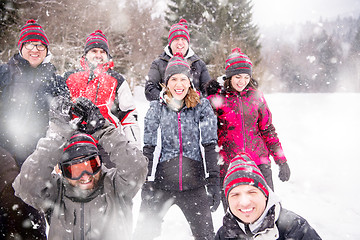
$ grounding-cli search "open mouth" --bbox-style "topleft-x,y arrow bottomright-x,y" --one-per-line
79,177 -> 93,185
240,208 -> 254,213
174,89 -> 184,94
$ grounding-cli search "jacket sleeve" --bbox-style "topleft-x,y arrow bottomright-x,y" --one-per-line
198,60 -> 211,97
277,208 -> 322,240
257,91 -> 287,164
94,122 -> 148,199
199,98 -> 219,178
12,122 -> 73,212
143,101 -> 161,176
145,60 -> 162,101
116,80 -> 141,149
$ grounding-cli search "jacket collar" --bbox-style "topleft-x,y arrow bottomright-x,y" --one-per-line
164,45 -> 195,59
80,57 -> 114,76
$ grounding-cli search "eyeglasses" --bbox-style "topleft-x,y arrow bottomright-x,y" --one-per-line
60,155 -> 102,180
24,42 -> 46,51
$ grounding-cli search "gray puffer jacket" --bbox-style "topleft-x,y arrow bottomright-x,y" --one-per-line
143,98 -> 219,191
13,122 -> 148,240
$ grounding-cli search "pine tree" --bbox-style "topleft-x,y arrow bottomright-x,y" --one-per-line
165,0 -> 261,79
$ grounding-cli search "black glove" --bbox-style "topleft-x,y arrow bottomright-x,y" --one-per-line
206,176 -> 221,212
207,184 -> 221,212
141,181 -> 156,200
278,162 -> 291,181
73,97 -> 105,134
49,96 -> 72,125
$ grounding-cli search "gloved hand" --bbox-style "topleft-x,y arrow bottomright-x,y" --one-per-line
49,96 -> 72,126
141,181 -> 156,200
206,176 -> 221,212
73,97 -> 105,134
278,162 -> 291,181
207,184 -> 221,212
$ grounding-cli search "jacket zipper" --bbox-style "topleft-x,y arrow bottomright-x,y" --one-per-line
80,202 -> 84,240
177,112 -> 183,191
239,94 -> 246,151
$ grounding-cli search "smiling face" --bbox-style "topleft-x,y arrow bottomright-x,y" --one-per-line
170,37 -> 189,56
85,47 -> 109,67
230,73 -> 251,92
228,185 -> 267,224
21,41 -> 47,68
167,73 -> 191,100
66,171 -> 101,190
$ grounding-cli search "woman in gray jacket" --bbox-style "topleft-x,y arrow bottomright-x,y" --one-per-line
134,53 -> 220,240
13,97 -> 148,240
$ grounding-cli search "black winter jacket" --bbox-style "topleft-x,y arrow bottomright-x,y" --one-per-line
215,192 -> 322,240
144,46 -> 211,101
0,53 -> 67,166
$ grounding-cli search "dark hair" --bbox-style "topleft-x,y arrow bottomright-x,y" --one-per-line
224,77 -> 259,92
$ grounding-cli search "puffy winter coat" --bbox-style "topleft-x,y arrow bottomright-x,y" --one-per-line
215,191 -> 322,240
64,57 -> 141,147
0,53 -> 66,166
13,121 -> 148,240
207,86 -> 287,177
144,98 -> 219,191
0,147 -> 47,239
145,46 -> 211,101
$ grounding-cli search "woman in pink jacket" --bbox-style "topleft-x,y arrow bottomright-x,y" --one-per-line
206,48 -> 290,208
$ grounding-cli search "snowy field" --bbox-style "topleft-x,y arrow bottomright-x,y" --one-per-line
131,86 -> 360,240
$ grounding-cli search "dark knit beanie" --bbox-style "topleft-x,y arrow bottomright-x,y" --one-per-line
225,48 -> 253,79
224,153 -> 269,199
84,30 -> 110,56
168,19 -> 190,46
62,133 -> 99,164
165,52 -> 191,85
18,19 -> 49,51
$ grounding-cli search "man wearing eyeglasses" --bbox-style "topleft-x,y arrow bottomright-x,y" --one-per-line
0,19 -> 66,239
13,96 -> 148,240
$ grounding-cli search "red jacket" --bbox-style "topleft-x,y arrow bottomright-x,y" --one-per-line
208,87 -> 287,177
64,58 -> 140,147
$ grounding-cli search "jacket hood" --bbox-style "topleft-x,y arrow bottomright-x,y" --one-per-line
80,56 -> 114,74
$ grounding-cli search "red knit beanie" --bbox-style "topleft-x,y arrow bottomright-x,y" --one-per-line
168,19 -> 190,46
223,153 -> 269,199
84,30 -> 110,56
225,48 -> 253,78
18,19 -> 49,51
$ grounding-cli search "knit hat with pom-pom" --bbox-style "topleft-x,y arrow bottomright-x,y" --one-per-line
164,52 -> 192,85
223,153 -> 269,200
84,30 -> 110,56
168,19 -> 190,46
18,19 -> 49,51
225,48 -> 253,78
61,133 -> 99,164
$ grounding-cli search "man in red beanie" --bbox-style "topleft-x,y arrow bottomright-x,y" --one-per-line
144,19 -> 211,101
215,153 -> 322,239
13,96 -> 148,239
0,19 -> 67,239
62,30 -> 141,149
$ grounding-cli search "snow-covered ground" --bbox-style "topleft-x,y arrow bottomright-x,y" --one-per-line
132,86 -> 360,240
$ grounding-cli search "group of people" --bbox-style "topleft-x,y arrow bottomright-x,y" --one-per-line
0,18 -> 322,240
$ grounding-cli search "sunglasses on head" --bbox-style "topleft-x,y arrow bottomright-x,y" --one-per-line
60,154 -> 102,180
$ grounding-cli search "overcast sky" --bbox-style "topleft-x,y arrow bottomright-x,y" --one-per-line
252,0 -> 360,26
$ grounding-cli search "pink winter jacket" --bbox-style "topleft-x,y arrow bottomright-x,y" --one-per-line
207,87 -> 287,177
